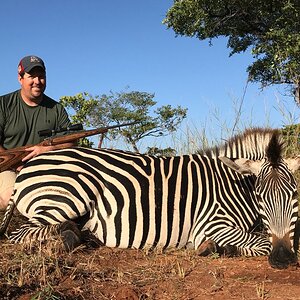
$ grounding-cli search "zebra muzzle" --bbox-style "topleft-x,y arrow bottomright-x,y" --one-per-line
268,233 -> 298,269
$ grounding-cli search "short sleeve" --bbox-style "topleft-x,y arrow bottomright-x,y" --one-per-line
57,105 -> 72,129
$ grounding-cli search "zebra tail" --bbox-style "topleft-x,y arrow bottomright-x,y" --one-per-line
0,199 -> 16,236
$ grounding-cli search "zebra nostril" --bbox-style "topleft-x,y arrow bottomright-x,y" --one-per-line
277,246 -> 287,261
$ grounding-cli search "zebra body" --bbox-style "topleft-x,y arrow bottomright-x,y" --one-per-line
11,149 -> 258,250
1,128 -> 299,268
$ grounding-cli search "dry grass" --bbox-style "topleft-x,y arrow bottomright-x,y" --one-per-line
1,228 -> 300,300
0,234 -> 204,299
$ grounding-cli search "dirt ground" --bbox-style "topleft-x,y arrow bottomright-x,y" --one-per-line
0,214 -> 300,300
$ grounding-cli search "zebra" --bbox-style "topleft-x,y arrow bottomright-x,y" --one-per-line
0,128 -> 299,269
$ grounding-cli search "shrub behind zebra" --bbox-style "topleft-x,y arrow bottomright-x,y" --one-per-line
0,127 -> 299,269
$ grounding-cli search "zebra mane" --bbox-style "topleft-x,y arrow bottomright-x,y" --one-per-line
266,131 -> 284,166
200,127 -> 282,160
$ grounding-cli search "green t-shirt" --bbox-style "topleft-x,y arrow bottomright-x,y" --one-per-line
0,90 -> 71,149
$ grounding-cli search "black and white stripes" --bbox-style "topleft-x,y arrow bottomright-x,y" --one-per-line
2,128 -> 299,268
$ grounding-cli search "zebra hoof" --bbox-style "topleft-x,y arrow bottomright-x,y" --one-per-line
197,240 -> 218,256
218,244 -> 239,257
197,240 -> 239,257
81,230 -> 103,249
60,221 -> 82,252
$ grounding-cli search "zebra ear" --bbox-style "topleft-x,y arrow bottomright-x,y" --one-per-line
219,157 -> 263,176
284,156 -> 300,173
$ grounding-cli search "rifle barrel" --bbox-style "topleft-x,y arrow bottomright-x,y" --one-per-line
0,121 -> 140,172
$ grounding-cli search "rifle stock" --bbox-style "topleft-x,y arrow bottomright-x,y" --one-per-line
0,121 -> 139,172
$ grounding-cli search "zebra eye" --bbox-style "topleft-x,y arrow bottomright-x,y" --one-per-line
292,191 -> 299,199
255,193 -> 262,201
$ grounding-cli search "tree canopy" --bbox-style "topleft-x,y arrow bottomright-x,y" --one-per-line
164,0 -> 300,104
60,90 -> 187,153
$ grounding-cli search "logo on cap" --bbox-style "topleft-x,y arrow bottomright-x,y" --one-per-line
30,56 -> 41,63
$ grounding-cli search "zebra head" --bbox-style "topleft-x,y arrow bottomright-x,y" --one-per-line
220,132 -> 300,269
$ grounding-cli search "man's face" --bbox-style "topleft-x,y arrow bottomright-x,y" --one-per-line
19,67 -> 46,102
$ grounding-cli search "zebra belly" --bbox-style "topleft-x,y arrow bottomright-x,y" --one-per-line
83,181 -> 193,249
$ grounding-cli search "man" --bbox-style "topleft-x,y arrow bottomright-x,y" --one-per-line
0,55 -> 74,210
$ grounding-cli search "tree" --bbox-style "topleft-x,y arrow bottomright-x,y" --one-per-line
164,0 -> 300,104
146,146 -> 177,157
60,90 -> 187,152
60,92 -> 99,147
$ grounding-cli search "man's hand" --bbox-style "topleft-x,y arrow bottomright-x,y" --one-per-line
22,141 -> 76,163
22,145 -> 54,162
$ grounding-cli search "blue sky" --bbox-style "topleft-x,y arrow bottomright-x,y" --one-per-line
1,1 -> 299,149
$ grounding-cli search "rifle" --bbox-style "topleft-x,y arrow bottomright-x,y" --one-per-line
0,121 -> 139,172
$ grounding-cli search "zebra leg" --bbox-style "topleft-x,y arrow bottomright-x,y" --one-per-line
9,219 -> 61,244
0,198 -> 15,237
196,239 -> 239,257
193,226 -> 272,257
9,219 -> 85,252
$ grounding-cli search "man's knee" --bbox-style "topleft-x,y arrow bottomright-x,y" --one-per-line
0,171 -> 16,211
0,189 -> 13,211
